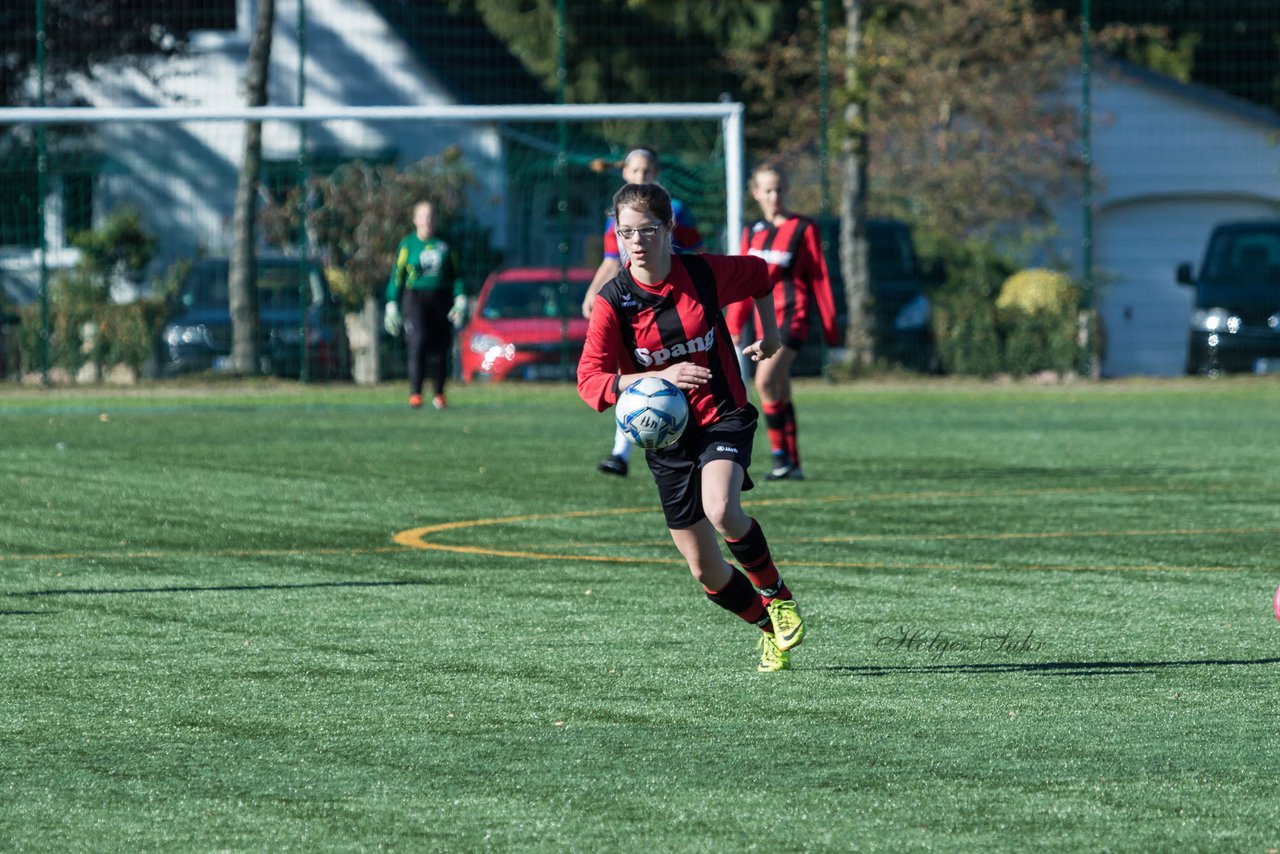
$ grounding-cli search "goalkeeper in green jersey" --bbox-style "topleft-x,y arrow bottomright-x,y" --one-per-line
384,201 -> 467,409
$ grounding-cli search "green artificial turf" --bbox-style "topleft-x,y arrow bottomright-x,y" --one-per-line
1,377 -> 1277,852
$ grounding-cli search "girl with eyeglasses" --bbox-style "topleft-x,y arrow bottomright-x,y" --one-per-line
577,182 -> 807,672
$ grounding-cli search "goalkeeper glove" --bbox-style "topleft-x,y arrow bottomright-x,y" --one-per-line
447,294 -> 468,328
383,301 -> 402,336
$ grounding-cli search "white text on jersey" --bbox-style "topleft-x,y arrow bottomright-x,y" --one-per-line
634,328 -> 716,368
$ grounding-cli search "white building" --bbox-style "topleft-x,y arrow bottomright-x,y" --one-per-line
1055,61 -> 1280,376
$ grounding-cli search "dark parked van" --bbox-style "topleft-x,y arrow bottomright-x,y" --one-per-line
1176,220 -> 1280,375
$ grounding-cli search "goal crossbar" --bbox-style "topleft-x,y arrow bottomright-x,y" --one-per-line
1,102 -> 747,249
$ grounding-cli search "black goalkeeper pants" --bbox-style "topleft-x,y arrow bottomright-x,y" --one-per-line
402,288 -> 453,397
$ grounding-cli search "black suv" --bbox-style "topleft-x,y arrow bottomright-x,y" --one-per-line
1177,220 -> 1280,375
160,256 -> 348,378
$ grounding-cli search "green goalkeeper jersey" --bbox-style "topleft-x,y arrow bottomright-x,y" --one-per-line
386,234 -> 463,302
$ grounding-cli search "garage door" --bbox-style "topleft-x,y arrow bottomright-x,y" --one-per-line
1094,199 -> 1275,376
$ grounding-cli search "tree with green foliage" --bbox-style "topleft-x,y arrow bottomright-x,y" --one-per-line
447,0 -> 784,106
0,2 -> 218,108
1039,0 -> 1278,111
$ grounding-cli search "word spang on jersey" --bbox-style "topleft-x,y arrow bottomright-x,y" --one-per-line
633,327 -> 715,368
615,377 -> 690,450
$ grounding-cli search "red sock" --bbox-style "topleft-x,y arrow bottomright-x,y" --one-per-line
762,400 -> 787,457
725,518 -> 792,603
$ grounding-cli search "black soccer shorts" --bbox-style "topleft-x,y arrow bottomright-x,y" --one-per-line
644,403 -> 758,530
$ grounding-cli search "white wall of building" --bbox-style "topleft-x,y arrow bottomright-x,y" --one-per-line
1056,65 -> 1280,376
73,0 -> 506,273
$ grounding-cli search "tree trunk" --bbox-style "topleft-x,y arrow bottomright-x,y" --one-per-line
345,294 -> 383,385
839,0 -> 874,371
228,0 -> 275,376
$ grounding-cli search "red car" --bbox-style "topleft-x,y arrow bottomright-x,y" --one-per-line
460,267 -> 595,382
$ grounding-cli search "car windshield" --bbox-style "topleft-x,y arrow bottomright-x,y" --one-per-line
481,278 -> 592,320
181,262 -> 327,310
1202,228 -> 1280,286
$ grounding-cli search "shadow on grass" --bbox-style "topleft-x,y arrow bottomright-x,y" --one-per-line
6,579 -> 439,599
823,657 -> 1280,677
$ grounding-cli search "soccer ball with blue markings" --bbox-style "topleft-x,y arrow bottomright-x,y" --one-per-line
615,377 -> 690,450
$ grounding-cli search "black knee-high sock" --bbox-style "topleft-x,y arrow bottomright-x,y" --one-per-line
725,518 -> 792,602
704,568 -> 771,631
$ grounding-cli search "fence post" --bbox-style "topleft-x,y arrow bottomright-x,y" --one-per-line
36,0 -> 50,384
297,0 -> 310,383
1080,0 -> 1097,378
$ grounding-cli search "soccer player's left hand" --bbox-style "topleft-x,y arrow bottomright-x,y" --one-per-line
447,295 -> 468,328
743,334 -> 781,362
383,302 -> 403,336
661,362 -> 712,391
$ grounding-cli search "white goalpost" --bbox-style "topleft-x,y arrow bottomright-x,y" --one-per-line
1,102 -> 748,254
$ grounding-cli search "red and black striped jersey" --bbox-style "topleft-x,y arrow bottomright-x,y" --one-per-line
578,254 -> 771,427
725,215 -> 839,347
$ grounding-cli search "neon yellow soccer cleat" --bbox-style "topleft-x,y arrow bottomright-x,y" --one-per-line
757,632 -> 790,672
766,599 -> 806,651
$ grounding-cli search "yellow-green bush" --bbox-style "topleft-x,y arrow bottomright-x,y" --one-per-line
996,268 -> 1079,317
996,268 -> 1083,375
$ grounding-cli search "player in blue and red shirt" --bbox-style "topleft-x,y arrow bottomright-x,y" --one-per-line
581,147 -> 704,478
578,182 -> 808,672
726,162 -> 839,481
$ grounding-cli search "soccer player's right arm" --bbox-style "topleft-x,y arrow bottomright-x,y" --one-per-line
386,241 -> 409,303
577,299 -> 623,411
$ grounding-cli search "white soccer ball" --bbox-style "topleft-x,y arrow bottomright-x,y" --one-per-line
615,376 -> 690,450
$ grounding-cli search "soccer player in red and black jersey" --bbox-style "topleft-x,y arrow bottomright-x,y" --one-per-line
726,163 -> 840,481
578,183 -> 807,672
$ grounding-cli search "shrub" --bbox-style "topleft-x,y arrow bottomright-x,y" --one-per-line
932,290 -> 1004,376
14,208 -> 170,382
923,235 -> 1014,376
996,268 -> 1083,375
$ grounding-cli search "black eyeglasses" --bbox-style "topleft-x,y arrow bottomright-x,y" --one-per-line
616,225 -> 662,241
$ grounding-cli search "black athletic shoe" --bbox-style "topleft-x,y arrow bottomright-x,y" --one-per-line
597,455 -> 628,477
765,452 -> 804,481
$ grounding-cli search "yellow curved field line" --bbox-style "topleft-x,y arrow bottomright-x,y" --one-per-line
390,485 -> 1264,573
3,485 -> 1264,573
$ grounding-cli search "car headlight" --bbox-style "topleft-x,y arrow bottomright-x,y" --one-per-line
894,294 -> 932,331
163,324 -> 209,346
1190,308 -> 1241,334
469,333 -> 516,371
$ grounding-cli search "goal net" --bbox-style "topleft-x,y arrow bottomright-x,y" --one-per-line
1,103 -> 743,381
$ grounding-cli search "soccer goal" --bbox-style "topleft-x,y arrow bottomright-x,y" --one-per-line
2,102 -> 743,381
4,102 -> 745,265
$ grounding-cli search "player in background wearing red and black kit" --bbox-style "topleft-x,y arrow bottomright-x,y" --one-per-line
726,163 -> 839,481
581,147 -> 704,477
578,182 -> 807,672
